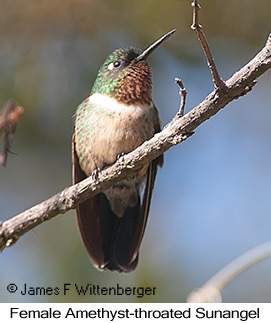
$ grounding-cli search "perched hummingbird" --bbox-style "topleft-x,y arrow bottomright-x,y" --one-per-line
72,30 -> 175,272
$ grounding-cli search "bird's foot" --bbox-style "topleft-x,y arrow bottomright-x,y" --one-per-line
116,152 -> 126,164
91,168 -> 101,182
117,152 -> 125,159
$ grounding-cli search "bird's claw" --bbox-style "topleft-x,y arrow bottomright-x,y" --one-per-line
116,152 -> 126,165
91,168 -> 100,181
117,152 -> 125,160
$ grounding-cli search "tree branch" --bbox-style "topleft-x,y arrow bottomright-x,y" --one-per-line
0,31 -> 271,252
187,241 -> 271,302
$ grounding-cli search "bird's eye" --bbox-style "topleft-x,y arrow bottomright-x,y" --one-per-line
108,59 -> 122,70
113,60 -> 121,68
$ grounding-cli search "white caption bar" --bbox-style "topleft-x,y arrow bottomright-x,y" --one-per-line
1,303 -> 269,322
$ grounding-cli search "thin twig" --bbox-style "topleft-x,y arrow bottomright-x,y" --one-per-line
175,78 -> 187,117
191,0 -> 227,91
187,241 -> 271,303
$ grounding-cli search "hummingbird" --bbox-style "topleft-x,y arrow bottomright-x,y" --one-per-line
72,29 -> 175,272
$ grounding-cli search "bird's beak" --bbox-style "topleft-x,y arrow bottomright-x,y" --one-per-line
135,29 -> 176,62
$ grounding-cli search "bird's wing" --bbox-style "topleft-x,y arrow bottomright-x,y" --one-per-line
72,133 -> 106,269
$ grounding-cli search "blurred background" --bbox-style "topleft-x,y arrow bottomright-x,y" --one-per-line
1,0 -> 271,303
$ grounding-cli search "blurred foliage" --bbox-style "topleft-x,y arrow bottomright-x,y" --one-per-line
0,0 -> 271,303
